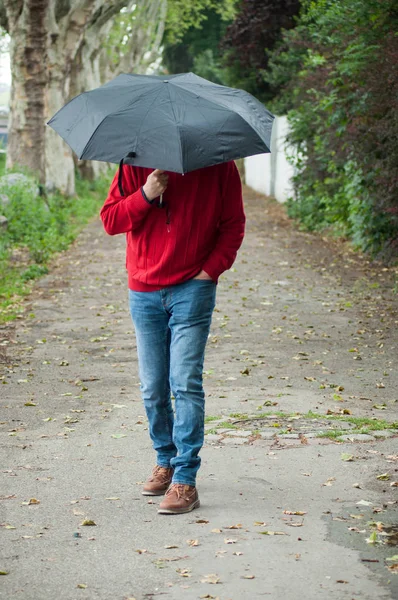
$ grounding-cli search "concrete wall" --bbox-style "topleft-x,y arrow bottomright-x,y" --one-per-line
244,115 -> 295,203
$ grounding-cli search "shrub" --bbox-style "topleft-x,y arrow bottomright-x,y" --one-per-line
264,0 -> 398,259
0,167 -> 112,321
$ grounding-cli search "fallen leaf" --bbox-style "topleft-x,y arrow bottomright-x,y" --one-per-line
164,545 -> 179,549
111,434 -> 127,439
254,521 -> 267,526
200,574 -> 221,584
211,528 -> 222,533
226,524 -> 242,529
366,531 -> 380,545
76,584 -> 87,589
390,482 -> 398,487
386,563 -> 398,573
187,539 -> 200,547
196,519 -> 209,524
0,571 -> 9,575
386,555 -> 398,562
357,500 -> 373,506
135,549 -> 147,554
376,473 -> 390,481
242,574 -> 255,579
22,498 -> 40,505
259,531 -> 287,536
105,497 -> 120,501
283,511 -> 307,516
224,538 -> 237,544
341,453 -> 355,462
176,568 -> 191,577
81,519 -> 96,526
24,401 -> 36,406
233,551 -> 243,556
322,477 -> 336,486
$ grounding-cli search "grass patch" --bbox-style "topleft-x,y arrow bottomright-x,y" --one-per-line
317,430 -> 345,440
205,428 -> 218,435
229,412 -> 250,419
204,415 -> 222,423
214,421 -> 238,429
0,168 -> 112,323
304,411 -> 398,430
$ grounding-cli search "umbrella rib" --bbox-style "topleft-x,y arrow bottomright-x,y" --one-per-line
166,84 -> 183,173
170,81 -> 272,142
79,85 -> 164,160
130,85 -> 167,156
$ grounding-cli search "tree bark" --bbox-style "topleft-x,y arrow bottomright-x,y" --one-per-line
4,0 -> 48,184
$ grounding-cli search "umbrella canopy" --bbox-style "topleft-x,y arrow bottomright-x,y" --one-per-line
47,72 -> 274,174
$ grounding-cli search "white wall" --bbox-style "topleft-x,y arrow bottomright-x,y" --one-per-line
244,116 -> 295,203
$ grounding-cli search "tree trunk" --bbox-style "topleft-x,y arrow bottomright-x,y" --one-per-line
4,0 -> 48,185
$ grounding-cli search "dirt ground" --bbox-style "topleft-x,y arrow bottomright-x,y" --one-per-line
0,187 -> 397,600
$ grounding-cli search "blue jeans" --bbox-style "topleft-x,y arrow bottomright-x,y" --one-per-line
129,279 -> 216,486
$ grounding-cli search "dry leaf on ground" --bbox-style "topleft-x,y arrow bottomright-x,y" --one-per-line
200,574 -> 221,584
283,510 -> 307,516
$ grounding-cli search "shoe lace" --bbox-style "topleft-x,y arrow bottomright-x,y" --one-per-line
167,483 -> 188,499
152,466 -> 171,482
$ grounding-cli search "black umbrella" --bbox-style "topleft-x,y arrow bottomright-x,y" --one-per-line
48,72 -> 274,192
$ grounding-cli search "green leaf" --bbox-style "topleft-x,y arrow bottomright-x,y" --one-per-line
376,473 -> 390,481
341,453 -> 354,462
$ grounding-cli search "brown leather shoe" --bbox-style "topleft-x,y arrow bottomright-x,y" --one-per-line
142,466 -> 174,496
158,484 -> 200,514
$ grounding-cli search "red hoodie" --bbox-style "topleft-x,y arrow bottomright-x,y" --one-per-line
100,161 -> 245,291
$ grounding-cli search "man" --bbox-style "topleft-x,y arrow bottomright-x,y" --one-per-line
100,161 -> 245,514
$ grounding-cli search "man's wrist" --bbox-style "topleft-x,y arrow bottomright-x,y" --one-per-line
141,185 -> 155,204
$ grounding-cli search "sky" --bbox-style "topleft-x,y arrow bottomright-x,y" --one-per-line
0,53 -> 11,85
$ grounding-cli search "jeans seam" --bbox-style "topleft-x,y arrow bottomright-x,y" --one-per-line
162,327 -> 173,445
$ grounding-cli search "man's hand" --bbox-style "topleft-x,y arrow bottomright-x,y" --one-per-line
143,169 -> 168,201
193,270 -> 213,280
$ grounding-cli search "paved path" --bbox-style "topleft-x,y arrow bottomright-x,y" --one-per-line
1,187 -> 397,600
